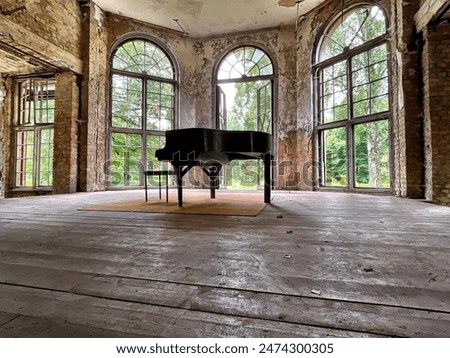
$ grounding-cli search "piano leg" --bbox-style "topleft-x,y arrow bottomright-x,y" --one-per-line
202,163 -> 222,199
264,153 -> 272,204
176,166 -> 183,207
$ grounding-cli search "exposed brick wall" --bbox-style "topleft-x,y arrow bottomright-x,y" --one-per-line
0,76 -> 13,199
0,77 -> 7,198
79,3 -> 108,192
0,0 -> 85,198
390,0 -> 424,198
422,23 -> 450,205
1,0 -> 83,64
53,72 -> 79,194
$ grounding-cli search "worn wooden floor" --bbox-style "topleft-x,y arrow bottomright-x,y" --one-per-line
0,190 -> 449,337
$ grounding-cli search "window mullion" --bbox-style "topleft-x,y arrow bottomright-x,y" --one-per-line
33,127 -> 40,188
142,77 -> 148,177
347,57 -> 355,189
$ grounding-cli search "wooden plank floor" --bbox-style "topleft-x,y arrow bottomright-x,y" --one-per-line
0,190 -> 449,337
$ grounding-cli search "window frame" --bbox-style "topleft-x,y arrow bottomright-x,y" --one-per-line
312,4 -> 392,191
12,77 -> 56,189
213,45 -> 276,190
108,35 -> 179,187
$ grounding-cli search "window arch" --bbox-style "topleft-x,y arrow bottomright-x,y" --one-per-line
109,37 -> 177,186
215,45 -> 274,190
313,4 -> 391,190
216,45 -> 274,132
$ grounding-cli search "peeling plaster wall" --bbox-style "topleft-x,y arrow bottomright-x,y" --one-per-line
194,29 -> 298,189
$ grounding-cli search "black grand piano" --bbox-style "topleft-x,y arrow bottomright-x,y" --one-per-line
155,128 -> 273,207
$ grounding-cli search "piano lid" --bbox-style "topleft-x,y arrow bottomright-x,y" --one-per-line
155,128 -> 272,164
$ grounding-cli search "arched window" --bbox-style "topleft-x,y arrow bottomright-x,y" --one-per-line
109,38 -> 177,186
215,45 -> 274,189
313,5 -> 391,189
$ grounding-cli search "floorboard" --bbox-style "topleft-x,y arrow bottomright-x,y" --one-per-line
0,190 -> 449,337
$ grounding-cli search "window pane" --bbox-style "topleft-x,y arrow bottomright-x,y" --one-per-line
110,133 -> 142,186
146,80 -> 174,131
38,128 -> 54,186
111,75 -> 142,129
323,127 -> 347,187
220,80 -> 271,132
218,46 -> 273,80
146,135 -> 170,186
112,40 -> 174,79
354,120 -> 390,188
352,44 -> 389,117
18,79 -> 56,125
320,61 -> 348,123
15,131 -> 35,187
319,5 -> 387,62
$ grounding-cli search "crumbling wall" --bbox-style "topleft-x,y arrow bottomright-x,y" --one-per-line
0,76 -> 9,198
0,0 -> 83,73
1,0 -> 85,198
390,0 -> 424,198
78,3 -> 109,192
422,23 -> 450,205
105,15 -> 300,190
194,29 -> 298,189
53,72 -> 79,194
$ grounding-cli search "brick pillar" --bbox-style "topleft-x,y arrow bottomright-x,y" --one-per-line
79,2 -> 108,192
391,0 -> 424,198
53,72 -> 79,194
422,23 -> 450,205
0,77 -> 7,198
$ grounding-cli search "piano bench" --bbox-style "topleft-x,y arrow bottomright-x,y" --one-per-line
144,170 -> 175,202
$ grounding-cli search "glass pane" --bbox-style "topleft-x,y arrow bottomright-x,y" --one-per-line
223,159 -> 261,190
146,80 -> 174,131
112,40 -> 174,79
319,5 -> 387,62
111,75 -> 142,129
351,45 -> 389,117
15,131 -> 35,187
218,46 -> 273,80
219,80 -> 271,133
320,61 -> 348,123
323,127 -> 347,187
146,135 -> 169,186
38,128 -> 54,186
354,120 -> 390,188
18,79 -> 56,125
110,133 -> 142,186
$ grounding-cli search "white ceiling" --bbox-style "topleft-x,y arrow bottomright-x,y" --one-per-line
92,0 -> 326,38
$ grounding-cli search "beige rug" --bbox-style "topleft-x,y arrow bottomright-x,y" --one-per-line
81,191 -> 267,216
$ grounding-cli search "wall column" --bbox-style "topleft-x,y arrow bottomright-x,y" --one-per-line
422,23 -> 450,205
53,72 -> 79,194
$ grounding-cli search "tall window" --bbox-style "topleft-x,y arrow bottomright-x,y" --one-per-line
13,78 -> 55,188
216,46 -> 274,189
314,5 -> 391,189
109,38 -> 176,186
